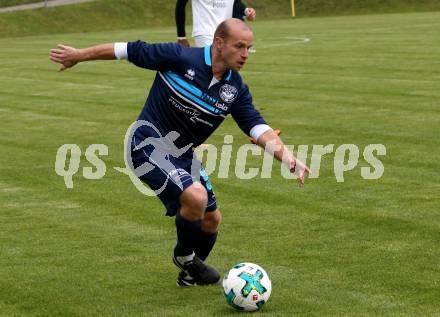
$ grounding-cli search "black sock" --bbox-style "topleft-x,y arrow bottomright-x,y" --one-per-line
174,212 -> 202,257
194,230 -> 218,261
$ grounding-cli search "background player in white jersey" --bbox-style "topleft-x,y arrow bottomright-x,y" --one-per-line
175,0 -> 256,48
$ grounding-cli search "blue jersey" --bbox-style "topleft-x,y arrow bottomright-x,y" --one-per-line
127,41 -> 266,149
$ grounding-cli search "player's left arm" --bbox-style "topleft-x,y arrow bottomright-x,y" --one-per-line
230,84 -> 309,185
253,128 -> 310,186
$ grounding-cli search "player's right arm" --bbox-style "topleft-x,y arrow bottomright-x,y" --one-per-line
49,42 -> 183,72
175,0 -> 190,47
233,0 -> 256,21
49,43 -> 116,71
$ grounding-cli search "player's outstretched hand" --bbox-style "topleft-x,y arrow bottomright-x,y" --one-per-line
290,158 -> 311,187
49,44 -> 79,71
245,8 -> 256,21
177,38 -> 190,48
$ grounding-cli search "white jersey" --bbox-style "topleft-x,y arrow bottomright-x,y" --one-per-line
191,0 -> 234,38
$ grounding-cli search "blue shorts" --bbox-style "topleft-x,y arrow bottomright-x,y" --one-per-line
130,140 -> 217,217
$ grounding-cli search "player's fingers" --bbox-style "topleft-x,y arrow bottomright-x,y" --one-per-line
50,48 -> 64,55
50,53 -> 63,61
49,56 -> 63,63
49,51 -> 63,58
57,44 -> 69,51
304,164 -> 311,174
298,173 -> 305,187
248,9 -> 256,20
294,159 -> 310,175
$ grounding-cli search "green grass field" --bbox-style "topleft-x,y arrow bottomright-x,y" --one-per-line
1,11 -> 440,316
2,0 -> 440,38
0,0 -> 40,7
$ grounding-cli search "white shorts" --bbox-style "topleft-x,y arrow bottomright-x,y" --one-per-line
194,35 -> 213,48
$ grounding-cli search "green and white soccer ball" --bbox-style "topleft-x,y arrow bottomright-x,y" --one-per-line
222,262 -> 272,312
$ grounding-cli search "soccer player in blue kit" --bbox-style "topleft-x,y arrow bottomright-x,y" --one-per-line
49,18 -> 310,286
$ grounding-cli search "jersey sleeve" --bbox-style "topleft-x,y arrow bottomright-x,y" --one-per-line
175,0 -> 188,37
127,41 -> 183,72
233,0 -> 246,20
230,83 -> 267,136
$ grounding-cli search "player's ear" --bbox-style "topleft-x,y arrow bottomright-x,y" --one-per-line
214,36 -> 224,49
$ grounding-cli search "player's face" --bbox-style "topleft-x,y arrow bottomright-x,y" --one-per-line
220,29 -> 254,71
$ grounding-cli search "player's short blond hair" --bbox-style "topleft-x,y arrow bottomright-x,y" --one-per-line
214,18 -> 251,40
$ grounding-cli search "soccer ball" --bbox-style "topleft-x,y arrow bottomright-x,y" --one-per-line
222,262 -> 272,311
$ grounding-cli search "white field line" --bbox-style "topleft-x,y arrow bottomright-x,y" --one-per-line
3,201 -> 81,209
0,187 -> 23,193
0,106 -> 104,125
255,36 -> 310,49
242,70 -> 438,84
0,76 -> 115,89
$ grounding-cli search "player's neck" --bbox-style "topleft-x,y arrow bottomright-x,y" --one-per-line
211,47 -> 227,80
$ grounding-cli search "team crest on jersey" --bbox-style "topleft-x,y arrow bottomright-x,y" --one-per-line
219,84 -> 238,103
185,68 -> 195,80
